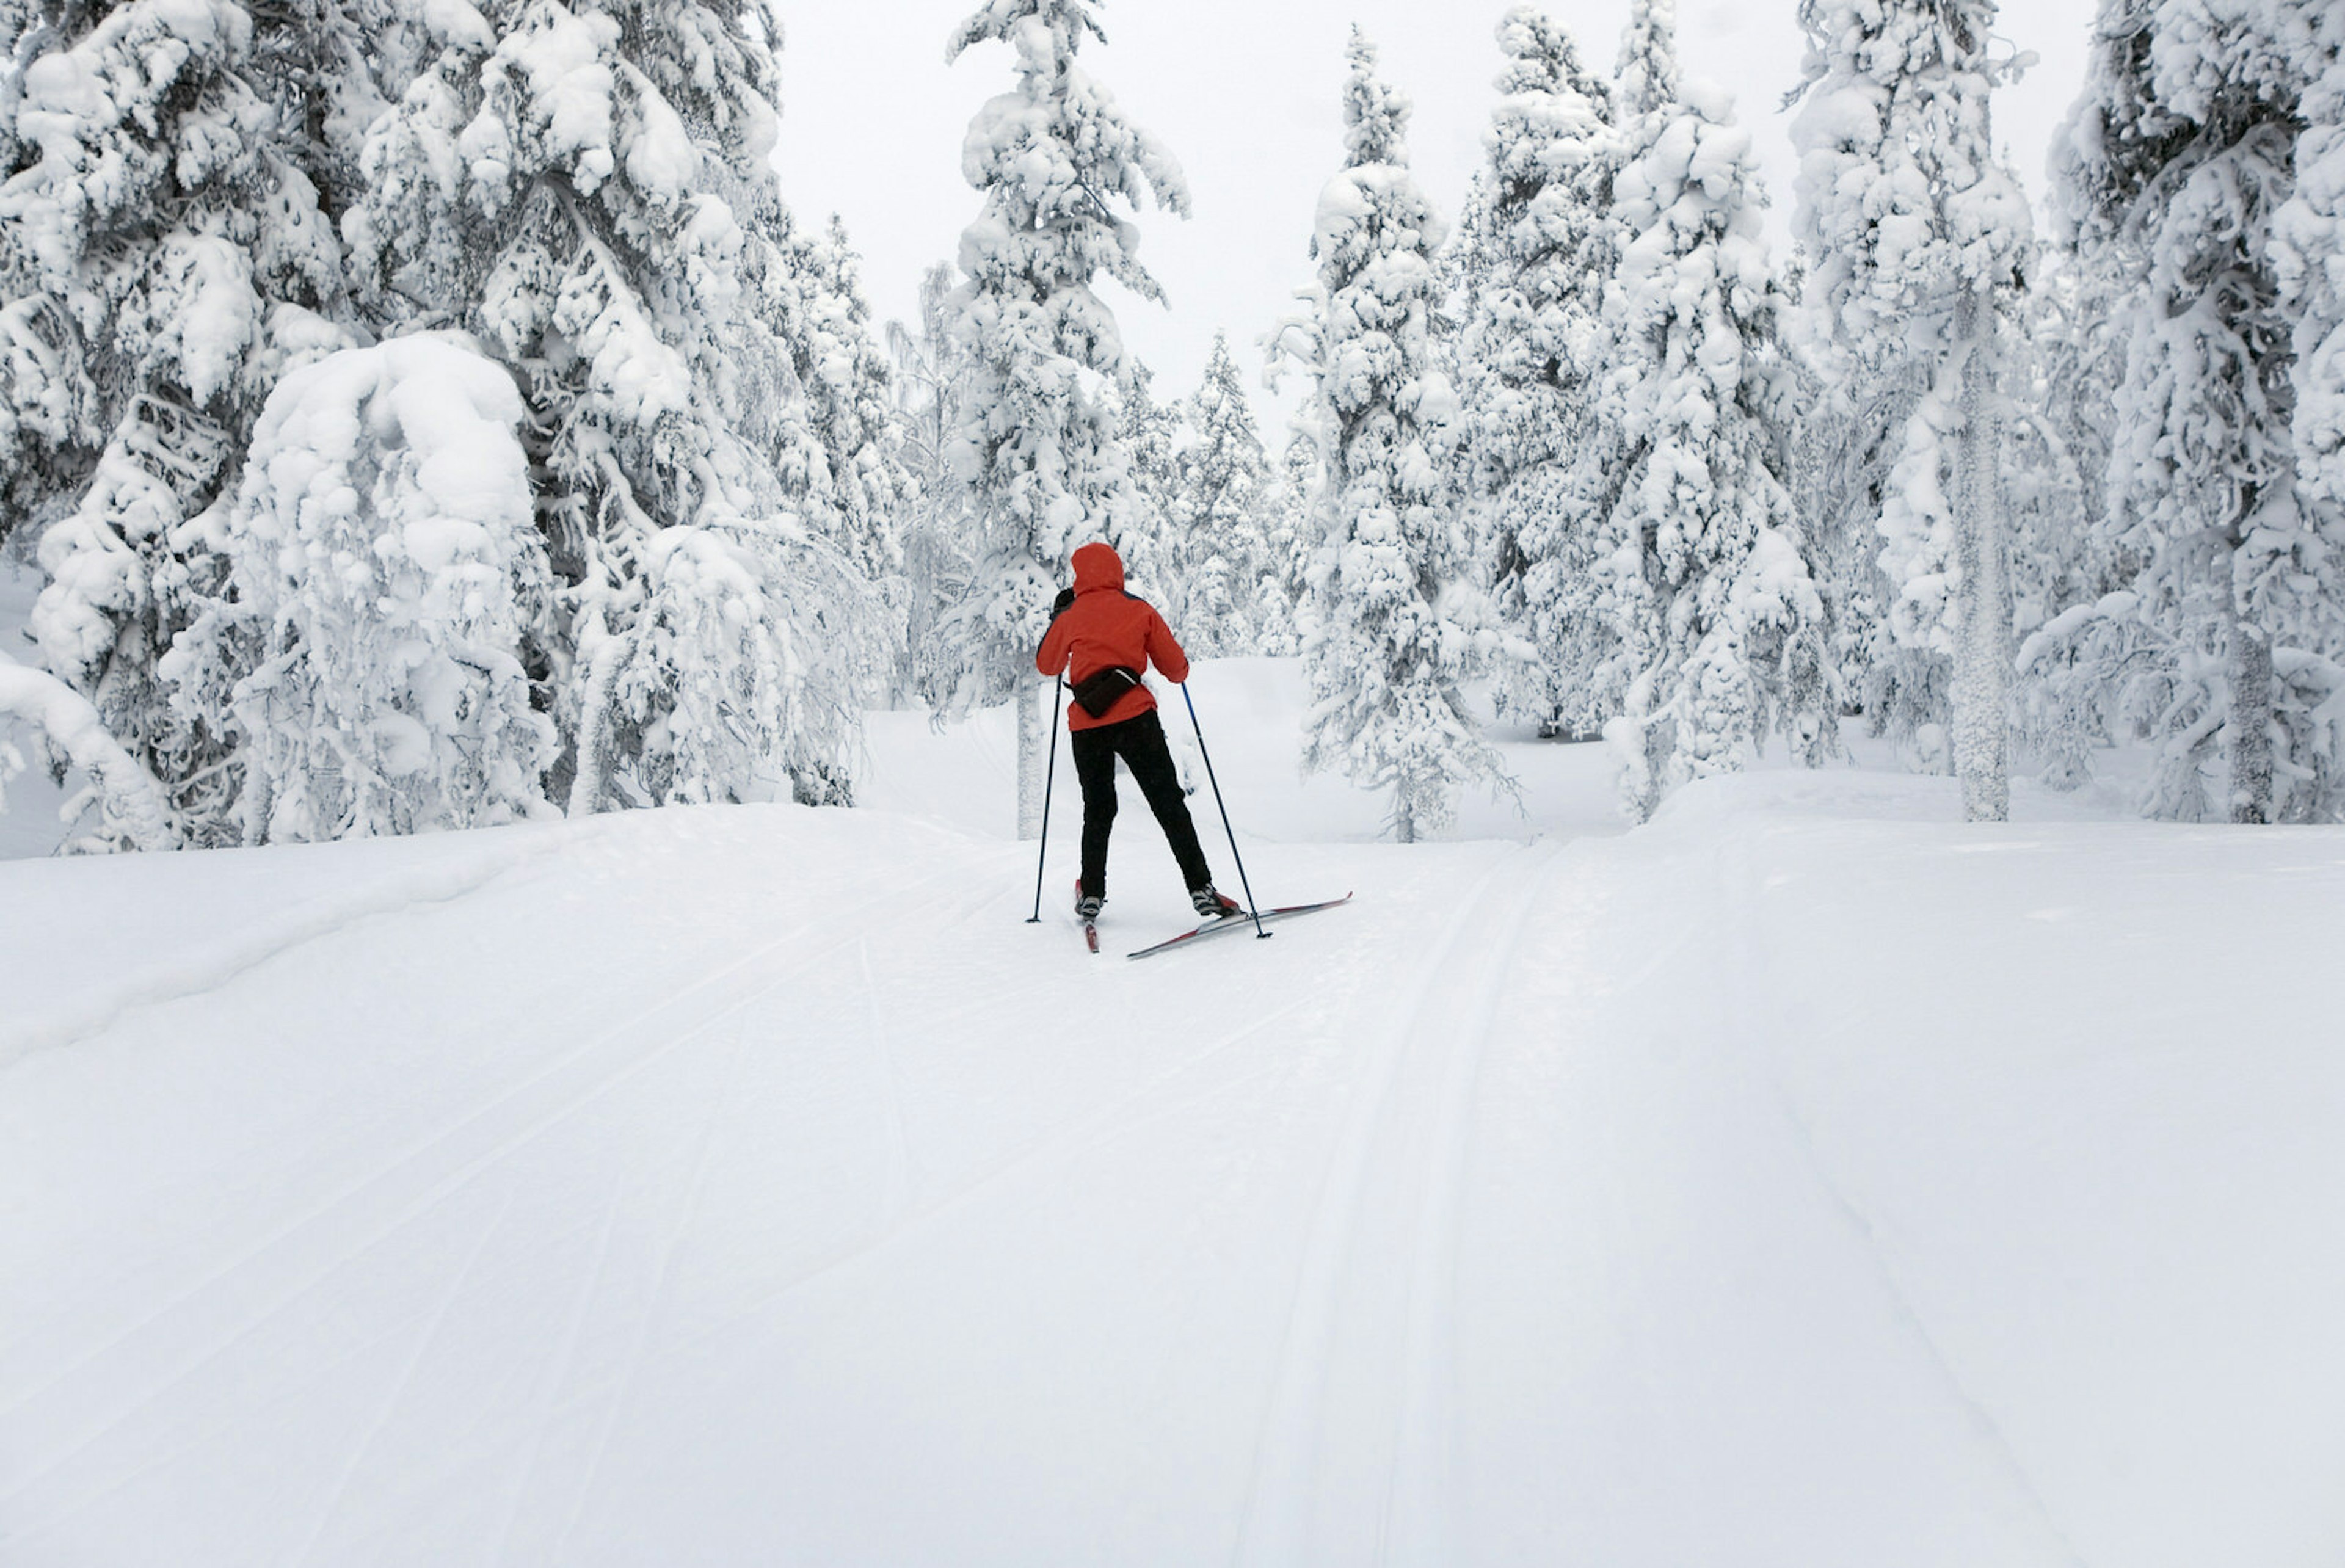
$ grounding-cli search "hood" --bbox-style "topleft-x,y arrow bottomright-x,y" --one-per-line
1071,541 -> 1125,595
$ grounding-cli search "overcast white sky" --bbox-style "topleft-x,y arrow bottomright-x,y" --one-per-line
771,1 -> 2098,426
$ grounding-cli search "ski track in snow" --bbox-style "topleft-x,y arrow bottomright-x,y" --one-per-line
632,986 -> 1329,1368
0,858 -> 995,1521
545,998 -> 765,1564
479,1158 -> 625,1568
1236,841 -> 1561,1567
1387,841 -> 1562,1564
278,1184 -> 520,1568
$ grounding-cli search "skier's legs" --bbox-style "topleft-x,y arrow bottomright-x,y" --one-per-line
1070,725 -> 1119,899
1111,712 -> 1214,891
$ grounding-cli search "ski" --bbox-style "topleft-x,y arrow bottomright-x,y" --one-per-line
1081,917 -> 1099,954
1125,894 -> 1354,960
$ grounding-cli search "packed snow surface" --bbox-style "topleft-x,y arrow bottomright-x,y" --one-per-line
4,660 -> 2342,1566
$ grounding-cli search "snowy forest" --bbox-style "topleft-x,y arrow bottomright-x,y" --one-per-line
10,6 -> 2345,1559
2,0 -> 2343,851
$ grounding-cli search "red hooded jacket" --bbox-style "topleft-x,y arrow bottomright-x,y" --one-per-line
1034,542 -> 1189,731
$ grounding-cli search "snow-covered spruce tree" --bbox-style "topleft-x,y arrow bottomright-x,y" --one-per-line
1596,0 -> 1833,822
1455,5 -> 1622,738
2045,0 -> 2345,823
1789,0 -> 2036,821
2006,248 -> 2145,788
1171,330 -> 1274,656
344,0 -> 875,814
2012,255 -> 2132,622
0,0 -> 401,843
782,212 -> 912,588
162,336 -> 556,841
2277,7 -> 2345,524
944,0 -> 1189,840
1269,29 -> 1505,841
887,261 -> 979,710
1787,346 -> 1947,763
1436,166 -> 1492,347
0,647 -> 176,849
1113,354 -> 1185,617
776,211 -> 915,708
0,0 -> 400,553
1251,428 -> 1318,659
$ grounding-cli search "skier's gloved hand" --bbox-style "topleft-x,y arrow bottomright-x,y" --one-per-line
1050,586 -> 1075,622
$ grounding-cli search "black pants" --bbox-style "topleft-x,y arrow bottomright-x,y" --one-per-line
1070,710 -> 1212,899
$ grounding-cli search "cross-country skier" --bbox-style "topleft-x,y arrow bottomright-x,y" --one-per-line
1038,541 -> 1245,925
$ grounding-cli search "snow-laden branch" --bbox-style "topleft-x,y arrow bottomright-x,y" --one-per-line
0,652 -> 177,850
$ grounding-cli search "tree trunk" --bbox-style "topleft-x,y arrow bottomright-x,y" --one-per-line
1951,289 -> 2013,824
565,633 -> 627,819
2228,603 -> 2275,824
1016,669 -> 1046,841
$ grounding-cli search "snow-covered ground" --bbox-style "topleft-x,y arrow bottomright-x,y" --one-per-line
4,661 -> 2342,1566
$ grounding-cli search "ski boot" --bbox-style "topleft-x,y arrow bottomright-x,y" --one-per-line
1191,884 -> 1244,921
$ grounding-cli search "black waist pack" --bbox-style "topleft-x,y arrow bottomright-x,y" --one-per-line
1070,666 -> 1143,719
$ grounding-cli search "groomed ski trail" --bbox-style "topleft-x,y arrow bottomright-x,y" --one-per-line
1235,841 -> 1563,1567
13,757 -> 2341,1568
0,857 -> 1003,1517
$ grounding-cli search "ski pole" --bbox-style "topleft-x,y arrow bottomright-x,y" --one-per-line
1027,676 -> 1065,923
1180,683 -> 1270,940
